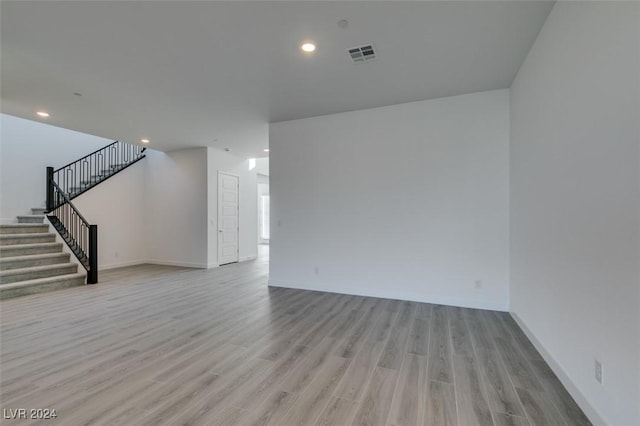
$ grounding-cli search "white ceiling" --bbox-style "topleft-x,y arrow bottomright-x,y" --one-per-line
1,1 -> 553,158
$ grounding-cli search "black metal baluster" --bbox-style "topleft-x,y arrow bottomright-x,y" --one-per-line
47,141 -> 145,285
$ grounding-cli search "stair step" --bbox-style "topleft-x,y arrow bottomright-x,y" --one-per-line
0,233 -> 56,246
0,224 -> 49,234
17,215 -> 45,224
0,263 -> 78,284
0,253 -> 71,270
0,242 -> 63,258
0,272 -> 86,300
31,207 -> 46,215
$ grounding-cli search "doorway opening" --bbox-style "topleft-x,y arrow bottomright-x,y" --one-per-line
218,171 -> 239,265
258,179 -> 269,245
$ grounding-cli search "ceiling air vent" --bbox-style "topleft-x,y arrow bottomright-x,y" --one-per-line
347,44 -> 376,63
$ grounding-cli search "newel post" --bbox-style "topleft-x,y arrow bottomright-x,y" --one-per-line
88,225 -> 98,284
46,167 -> 54,212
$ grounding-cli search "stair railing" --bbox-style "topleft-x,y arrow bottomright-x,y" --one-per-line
46,141 -> 146,209
44,140 -> 146,284
46,180 -> 98,284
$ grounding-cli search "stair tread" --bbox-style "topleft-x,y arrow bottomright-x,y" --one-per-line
0,234 -> 56,245
0,224 -> 48,228
0,242 -> 62,249
0,253 -> 69,263
0,262 -> 77,277
17,215 -> 45,218
0,233 -> 54,238
0,272 -> 85,290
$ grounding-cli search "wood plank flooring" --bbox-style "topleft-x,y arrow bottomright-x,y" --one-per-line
0,247 -> 591,425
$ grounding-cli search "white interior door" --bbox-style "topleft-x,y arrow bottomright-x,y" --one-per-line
218,172 -> 239,265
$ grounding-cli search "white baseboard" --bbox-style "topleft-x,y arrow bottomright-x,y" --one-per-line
43,224 -> 159,272
206,255 -> 257,269
268,279 -> 508,312
94,257 -> 252,271
510,312 -> 607,426
100,260 -> 148,271
144,259 -> 208,269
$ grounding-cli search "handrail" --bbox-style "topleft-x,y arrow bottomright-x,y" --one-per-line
44,140 -> 146,285
47,140 -> 146,210
50,180 -> 90,224
46,179 -> 98,283
54,140 -> 118,172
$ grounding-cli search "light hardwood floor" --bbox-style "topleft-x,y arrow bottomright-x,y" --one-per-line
0,247 -> 590,425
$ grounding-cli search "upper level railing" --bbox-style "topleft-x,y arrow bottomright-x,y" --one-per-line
47,141 -> 146,210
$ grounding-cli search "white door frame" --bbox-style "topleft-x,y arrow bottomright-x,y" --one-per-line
218,171 -> 239,265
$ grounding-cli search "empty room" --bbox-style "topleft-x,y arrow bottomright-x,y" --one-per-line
0,1 -> 638,425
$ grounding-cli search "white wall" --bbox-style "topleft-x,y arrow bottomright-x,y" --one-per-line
255,157 -> 269,176
73,164 -> 147,270
145,148 -> 209,268
510,2 -> 640,425
207,147 -> 258,267
0,114 -> 109,222
0,115 -> 258,271
270,90 -> 510,310
0,114 -> 147,270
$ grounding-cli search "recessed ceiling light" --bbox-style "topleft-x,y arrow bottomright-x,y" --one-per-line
300,42 -> 316,53
140,139 -> 150,144
263,148 -> 270,152
36,111 -> 50,117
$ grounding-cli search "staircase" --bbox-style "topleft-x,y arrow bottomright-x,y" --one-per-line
0,208 -> 84,299
0,140 -> 146,299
